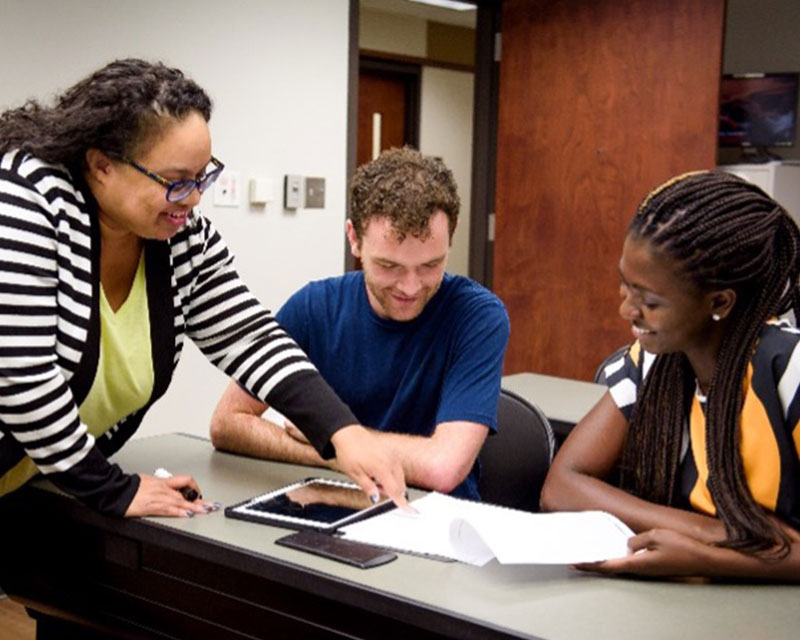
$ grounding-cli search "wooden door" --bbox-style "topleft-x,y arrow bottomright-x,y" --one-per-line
357,59 -> 420,169
493,0 -> 725,380
352,59 -> 420,269
358,71 -> 406,167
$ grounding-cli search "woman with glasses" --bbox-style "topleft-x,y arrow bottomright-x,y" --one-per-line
541,171 -> 800,581
0,58 -> 407,518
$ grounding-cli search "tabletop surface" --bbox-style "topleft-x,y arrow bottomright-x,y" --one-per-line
92,433 -> 800,640
502,372 -> 606,426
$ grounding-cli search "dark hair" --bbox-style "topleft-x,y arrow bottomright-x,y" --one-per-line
349,146 -> 460,242
619,170 -> 800,557
0,58 -> 212,173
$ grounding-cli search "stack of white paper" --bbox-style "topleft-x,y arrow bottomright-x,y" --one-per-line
339,493 -> 634,566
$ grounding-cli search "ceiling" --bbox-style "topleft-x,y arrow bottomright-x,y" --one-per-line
360,0 -> 477,29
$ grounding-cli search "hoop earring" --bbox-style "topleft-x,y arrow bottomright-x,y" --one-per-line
712,313 -> 721,321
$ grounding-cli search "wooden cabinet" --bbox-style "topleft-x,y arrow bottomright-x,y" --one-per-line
493,0 -> 725,380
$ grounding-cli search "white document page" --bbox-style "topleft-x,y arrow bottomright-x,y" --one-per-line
341,492 -> 477,560
340,493 -> 634,566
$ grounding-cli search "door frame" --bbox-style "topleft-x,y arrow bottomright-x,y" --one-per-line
359,56 -> 421,154
468,0 -> 502,287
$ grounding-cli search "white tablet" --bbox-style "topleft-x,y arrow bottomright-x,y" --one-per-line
224,477 -> 394,532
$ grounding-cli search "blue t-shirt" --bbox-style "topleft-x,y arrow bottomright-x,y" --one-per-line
276,272 -> 510,500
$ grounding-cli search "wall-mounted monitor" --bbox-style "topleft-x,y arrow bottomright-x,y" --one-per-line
719,73 -> 799,148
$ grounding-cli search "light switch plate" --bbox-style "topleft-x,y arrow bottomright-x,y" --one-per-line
284,174 -> 303,209
214,170 -> 240,207
305,177 -> 325,209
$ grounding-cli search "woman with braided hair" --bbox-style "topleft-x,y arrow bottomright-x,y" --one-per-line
541,170 -> 800,580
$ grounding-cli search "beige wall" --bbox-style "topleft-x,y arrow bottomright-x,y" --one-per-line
420,67 -> 474,276
0,0 -> 352,439
427,22 -> 475,67
360,8 -> 427,56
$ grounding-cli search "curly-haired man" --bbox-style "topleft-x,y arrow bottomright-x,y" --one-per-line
211,148 -> 509,500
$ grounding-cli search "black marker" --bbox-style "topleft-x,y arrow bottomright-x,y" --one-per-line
154,467 -> 199,502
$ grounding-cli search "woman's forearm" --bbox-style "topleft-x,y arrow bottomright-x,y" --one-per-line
541,467 -> 726,543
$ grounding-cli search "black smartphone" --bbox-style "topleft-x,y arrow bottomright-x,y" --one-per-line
275,530 -> 397,569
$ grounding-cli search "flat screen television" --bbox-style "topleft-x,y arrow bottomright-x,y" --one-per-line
718,72 -> 799,149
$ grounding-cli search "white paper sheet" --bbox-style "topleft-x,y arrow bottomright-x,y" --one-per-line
339,493 -> 634,566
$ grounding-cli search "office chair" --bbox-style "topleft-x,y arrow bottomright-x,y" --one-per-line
593,344 -> 631,385
478,388 -> 556,513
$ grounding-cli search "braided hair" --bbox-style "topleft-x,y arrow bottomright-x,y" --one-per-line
0,58 -> 212,174
620,170 -> 800,557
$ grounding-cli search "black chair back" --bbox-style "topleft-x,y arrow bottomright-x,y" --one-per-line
478,388 -> 555,512
593,344 -> 631,384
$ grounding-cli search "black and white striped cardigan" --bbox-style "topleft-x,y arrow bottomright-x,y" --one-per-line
0,150 -> 355,515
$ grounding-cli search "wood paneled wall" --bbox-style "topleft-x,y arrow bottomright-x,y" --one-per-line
494,0 -> 725,380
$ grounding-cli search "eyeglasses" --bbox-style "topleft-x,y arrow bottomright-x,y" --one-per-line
124,156 -> 225,202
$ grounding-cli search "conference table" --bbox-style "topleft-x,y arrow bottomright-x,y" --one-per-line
1,434 -> 798,640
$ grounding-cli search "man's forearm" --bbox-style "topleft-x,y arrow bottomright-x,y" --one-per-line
373,421 -> 487,494
373,431 -> 448,490
210,411 -> 329,468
